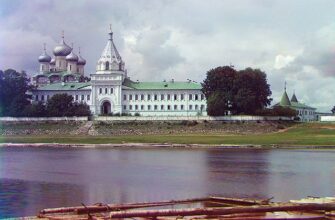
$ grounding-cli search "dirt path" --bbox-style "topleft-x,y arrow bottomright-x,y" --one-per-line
72,121 -> 93,135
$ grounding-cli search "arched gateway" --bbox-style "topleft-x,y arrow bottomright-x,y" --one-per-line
101,101 -> 111,115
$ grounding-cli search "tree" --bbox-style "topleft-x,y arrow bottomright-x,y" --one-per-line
201,66 -> 237,115
46,94 -> 74,116
233,68 -> 272,115
202,66 -> 272,116
0,69 -> 31,116
23,102 -> 47,117
46,93 -> 91,117
332,106 -> 335,114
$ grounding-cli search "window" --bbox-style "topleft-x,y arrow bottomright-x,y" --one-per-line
141,105 -> 144,110
105,88 -> 108,94
99,88 -> 102,94
129,105 -> 133,110
148,105 -> 151,110
174,94 -> 177,100
189,105 -> 193,110
110,88 -> 113,94
195,105 -> 199,110
195,94 -> 198,100
70,65 -> 72,71
181,94 -> 184,100
189,94 -> 193,100
105,61 -> 109,70
135,105 -> 138,110
81,95 -> 84,101
47,95 -> 49,100
167,94 -> 171,100
41,95 -> 44,101
154,94 -> 158,100
174,105 -> 177,110
141,94 -> 144,100
161,105 -> 164,110
87,95 -> 90,101
181,105 -> 184,110
129,94 -> 132,100
201,105 -> 205,111
123,105 -> 126,110
123,95 -> 126,101
147,94 -> 151,100
161,94 -> 164,100
135,94 -> 138,100
154,105 -> 158,110
201,94 -> 205,100
167,105 -> 171,110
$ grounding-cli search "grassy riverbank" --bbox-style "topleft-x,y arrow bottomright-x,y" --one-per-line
1,121 -> 334,146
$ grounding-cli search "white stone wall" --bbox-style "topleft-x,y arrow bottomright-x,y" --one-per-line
121,89 -> 207,116
95,115 -> 293,121
0,116 -> 88,121
320,115 -> 335,122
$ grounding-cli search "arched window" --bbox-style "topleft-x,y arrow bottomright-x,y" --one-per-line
105,61 -> 110,70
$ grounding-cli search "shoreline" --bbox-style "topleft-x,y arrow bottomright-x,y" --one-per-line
1,142 -> 335,150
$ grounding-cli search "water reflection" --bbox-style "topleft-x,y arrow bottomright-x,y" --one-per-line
0,147 -> 334,218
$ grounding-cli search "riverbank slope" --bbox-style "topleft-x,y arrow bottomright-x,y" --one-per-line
0,121 -> 334,147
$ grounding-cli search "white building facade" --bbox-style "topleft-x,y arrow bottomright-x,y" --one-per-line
32,30 -> 207,116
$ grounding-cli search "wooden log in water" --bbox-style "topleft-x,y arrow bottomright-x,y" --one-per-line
109,203 -> 335,218
209,196 -> 270,205
40,197 -> 211,214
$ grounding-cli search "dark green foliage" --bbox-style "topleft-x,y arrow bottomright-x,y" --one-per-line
134,112 -> 140,116
0,69 -> 31,116
46,94 -> 74,116
202,66 -> 272,116
256,106 -> 297,117
332,106 -> 335,114
23,102 -> 47,117
46,94 -> 91,117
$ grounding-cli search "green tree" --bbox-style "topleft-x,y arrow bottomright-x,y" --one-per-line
202,66 -> 272,116
233,68 -> 272,115
23,102 -> 47,117
0,69 -> 31,116
46,93 -> 91,117
201,66 -> 237,115
46,94 -> 74,116
332,106 -> 335,114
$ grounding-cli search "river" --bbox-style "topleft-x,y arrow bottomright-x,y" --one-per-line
0,147 -> 334,218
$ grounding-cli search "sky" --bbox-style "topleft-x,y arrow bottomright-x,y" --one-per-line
0,0 -> 335,112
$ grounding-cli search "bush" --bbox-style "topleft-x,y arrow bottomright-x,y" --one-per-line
256,106 -> 297,117
134,112 -> 140,116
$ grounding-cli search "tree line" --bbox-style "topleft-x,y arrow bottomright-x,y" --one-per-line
0,69 -> 91,117
201,66 -> 296,117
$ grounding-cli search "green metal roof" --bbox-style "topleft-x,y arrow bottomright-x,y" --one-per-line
280,91 -> 291,106
123,78 -> 202,90
290,101 -> 316,110
35,82 -> 91,91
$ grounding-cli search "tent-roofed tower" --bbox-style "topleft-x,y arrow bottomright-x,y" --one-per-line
291,92 -> 298,102
280,89 -> 291,106
96,25 -> 125,74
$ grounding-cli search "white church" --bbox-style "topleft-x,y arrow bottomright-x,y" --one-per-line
32,28 -> 207,116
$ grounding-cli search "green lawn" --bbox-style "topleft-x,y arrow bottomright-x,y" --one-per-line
1,123 -> 335,146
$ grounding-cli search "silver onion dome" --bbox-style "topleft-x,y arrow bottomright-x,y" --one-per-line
50,57 -> 56,65
66,51 -> 79,62
77,55 -> 86,65
38,51 -> 52,62
53,36 -> 72,56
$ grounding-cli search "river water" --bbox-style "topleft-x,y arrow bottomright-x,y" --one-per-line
0,147 -> 334,218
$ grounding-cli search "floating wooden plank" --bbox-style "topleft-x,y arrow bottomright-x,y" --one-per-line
109,203 -> 335,218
